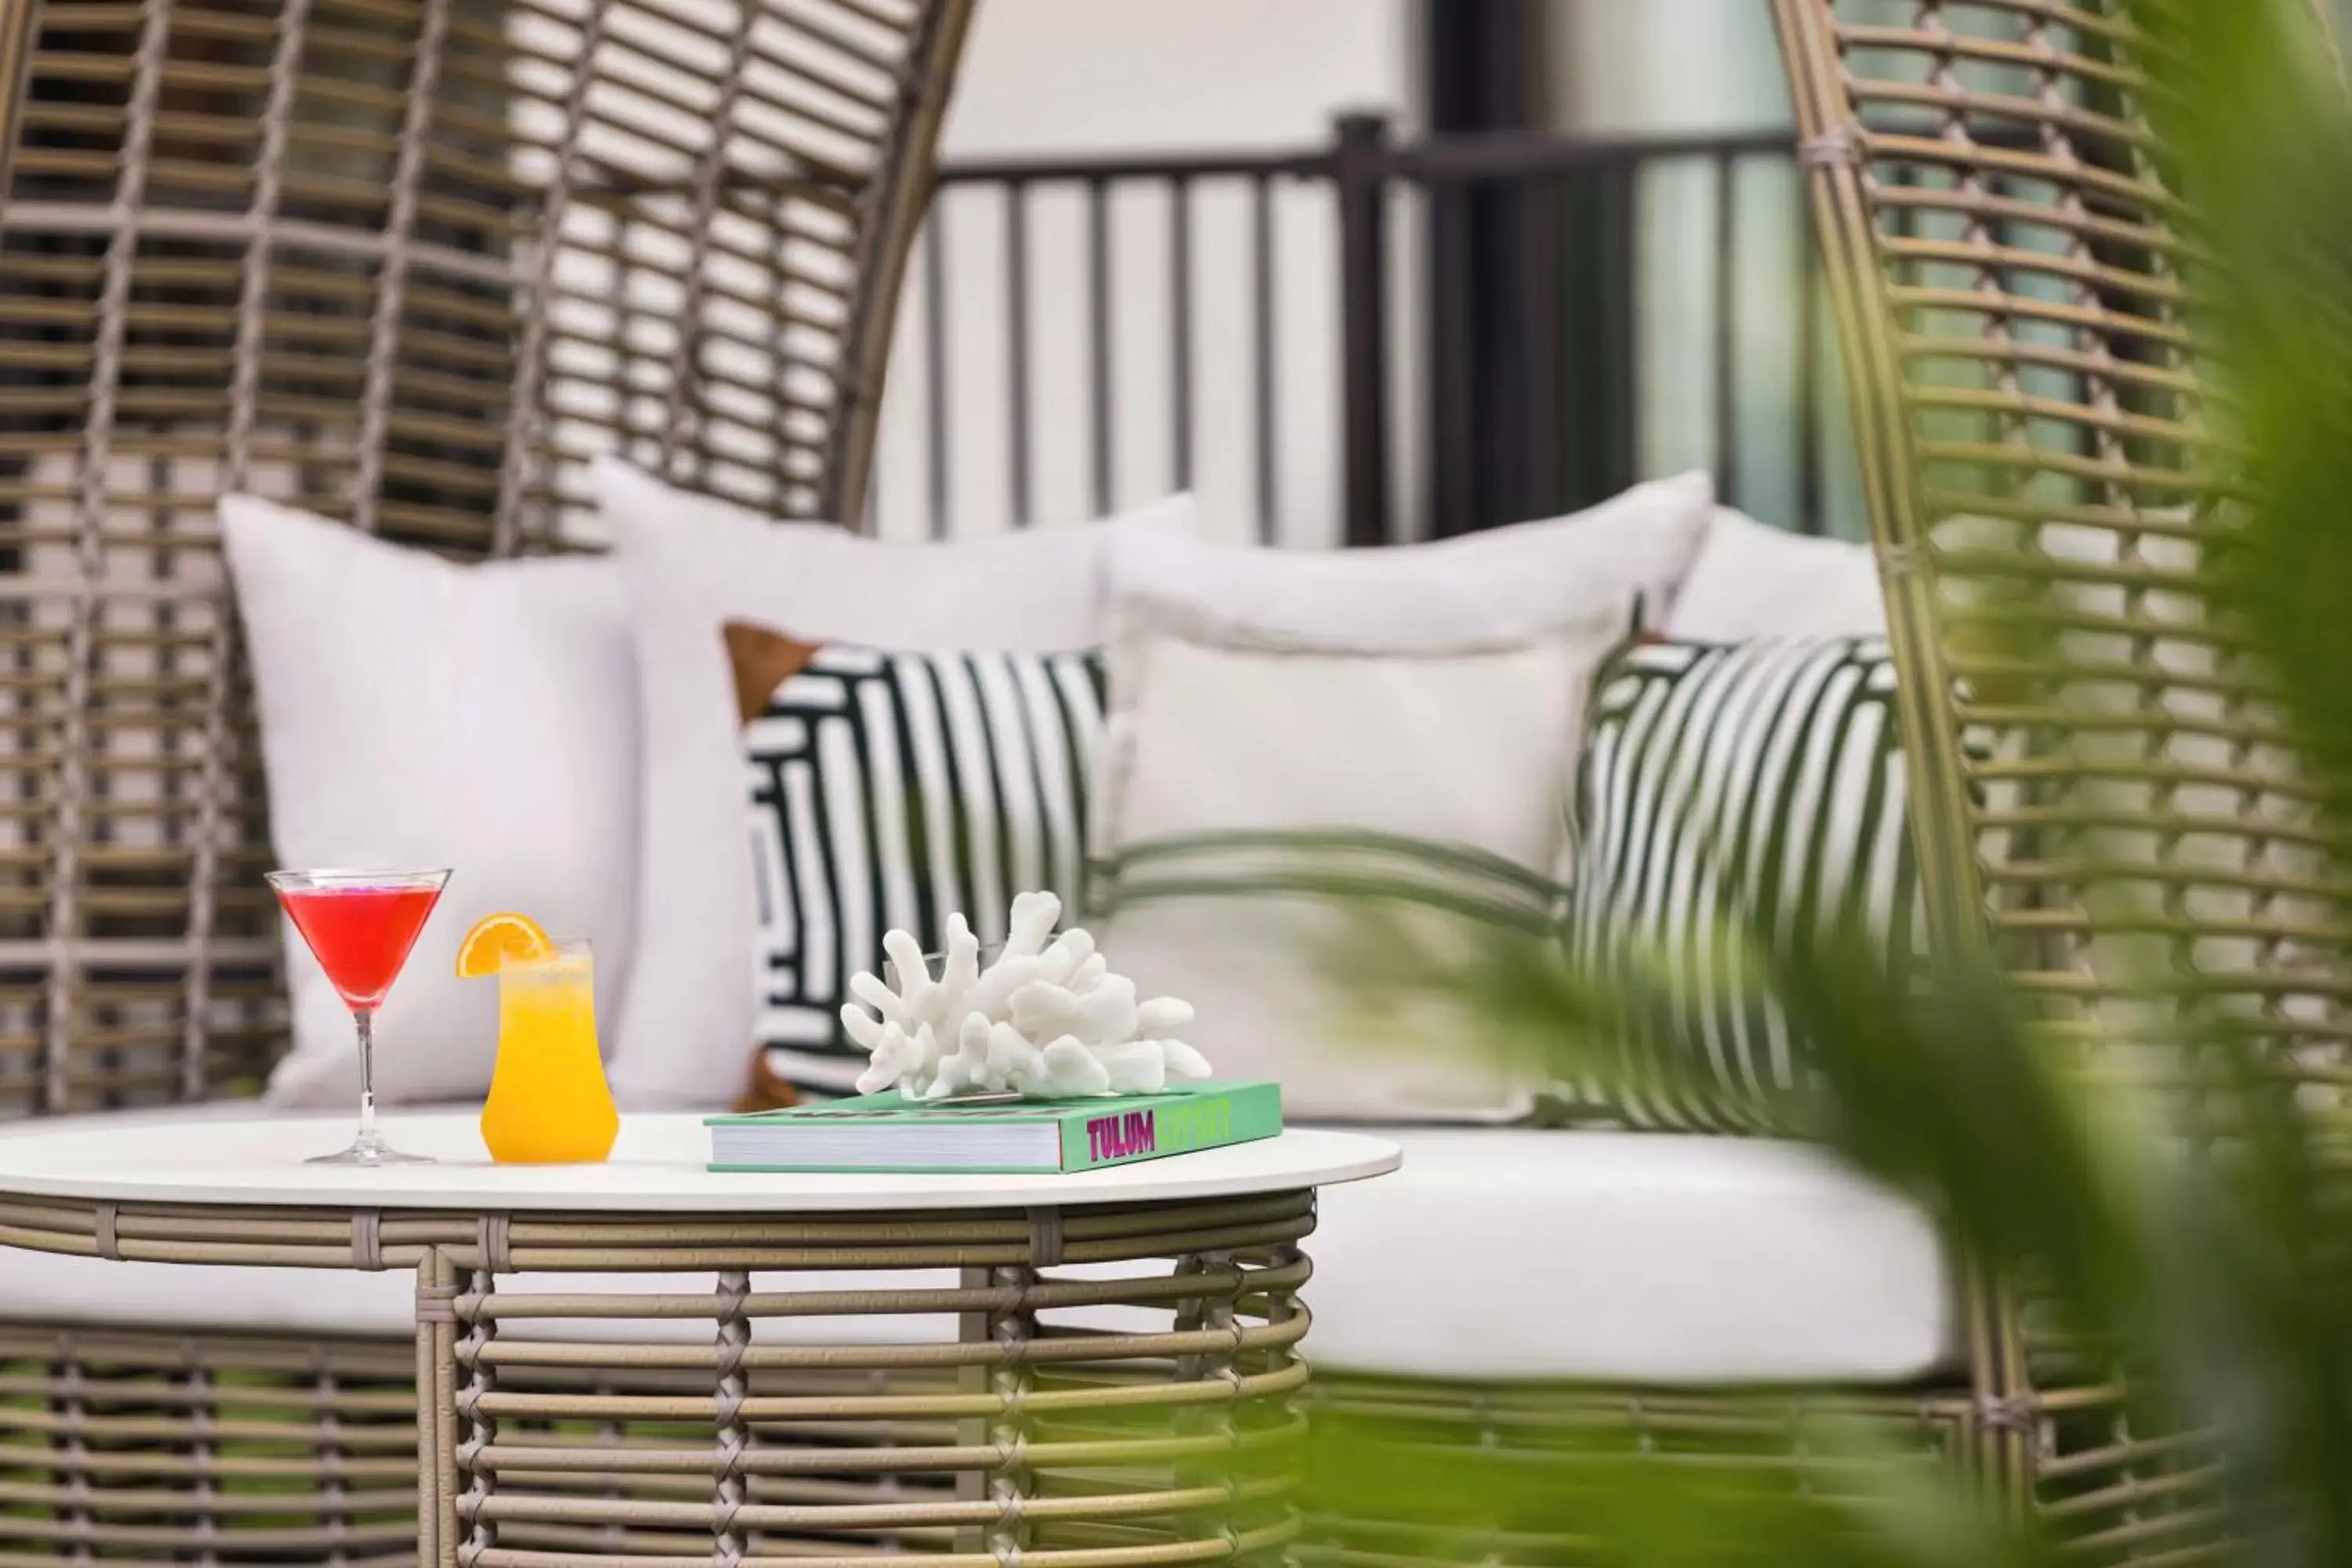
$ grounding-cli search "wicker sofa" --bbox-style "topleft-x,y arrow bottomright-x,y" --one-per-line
0,0 -> 2245,1564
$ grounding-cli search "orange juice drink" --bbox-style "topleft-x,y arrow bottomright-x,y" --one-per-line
479,939 -> 619,1163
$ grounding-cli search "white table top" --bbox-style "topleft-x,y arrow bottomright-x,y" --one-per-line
0,1111 -> 1399,1214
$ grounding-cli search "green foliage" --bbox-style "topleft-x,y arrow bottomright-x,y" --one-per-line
2135,1 -> 2352,835
1301,5 -> 2352,1565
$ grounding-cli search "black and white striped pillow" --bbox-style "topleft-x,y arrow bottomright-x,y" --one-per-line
1563,637 -> 1922,1131
742,644 -> 1105,1098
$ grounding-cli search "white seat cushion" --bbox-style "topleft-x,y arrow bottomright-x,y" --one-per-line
0,1113 -> 1951,1385
0,1251 -> 974,1344
1303,1127 -> 1955,1385
0,1108 -> 964,1344
0,1247 -> 422,1337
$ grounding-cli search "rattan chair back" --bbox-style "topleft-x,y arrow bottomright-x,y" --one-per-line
0,0 -> 974,1114
1770,2 -> 2351,1534
1774,0 -> 2350,1098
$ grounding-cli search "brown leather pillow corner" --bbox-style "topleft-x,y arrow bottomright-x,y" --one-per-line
735,1052 -> 802,1113
723,620 -> 826,728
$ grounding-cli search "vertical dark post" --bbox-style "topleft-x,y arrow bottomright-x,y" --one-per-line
1559,160 -> 1639,511
1333,111 -> 1392,547
1602,161 -> 1640,498
1516,177 -> 1565,518
1713,151 -> 1739,509
1424,0 -> 1544,535
1428,175 -> 1475,537
924,205 -> 950,540
1086,177 -> 1112,517
1562,158 -> 1637,505
1005,180 -> 1032,528
1250,175 -> 1278,543
1169,176 -> 1194,493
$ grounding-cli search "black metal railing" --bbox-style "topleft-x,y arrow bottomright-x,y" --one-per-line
867,114 -> 1846,548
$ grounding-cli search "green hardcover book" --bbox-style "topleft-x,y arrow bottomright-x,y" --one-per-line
705,1080 -> 1283,1174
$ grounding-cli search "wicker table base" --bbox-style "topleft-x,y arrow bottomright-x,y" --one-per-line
0,1116 -> 1394,1567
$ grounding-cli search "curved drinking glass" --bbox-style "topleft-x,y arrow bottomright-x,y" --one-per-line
267,868 -> 450,1165
480,938 -> 619,1163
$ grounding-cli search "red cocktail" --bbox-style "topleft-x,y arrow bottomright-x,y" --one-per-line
269,869 -> 450,1166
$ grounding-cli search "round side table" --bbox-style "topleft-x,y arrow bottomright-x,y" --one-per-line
0,1112 -> 1398,1568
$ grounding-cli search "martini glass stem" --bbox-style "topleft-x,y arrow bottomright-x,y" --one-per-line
354,1007 -> 377,1142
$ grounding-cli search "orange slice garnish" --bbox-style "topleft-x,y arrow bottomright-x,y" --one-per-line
456,911 -> 554,978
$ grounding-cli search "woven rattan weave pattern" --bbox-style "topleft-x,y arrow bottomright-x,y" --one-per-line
1773,0 -> 2308,1555
0,1323 -> 420,1564
0,1190 -> 1314,1568
1775,0 -> 2342,1080
0,0 -> 973,1118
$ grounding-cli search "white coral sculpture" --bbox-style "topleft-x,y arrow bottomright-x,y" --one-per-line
841,891 -> 1210,1100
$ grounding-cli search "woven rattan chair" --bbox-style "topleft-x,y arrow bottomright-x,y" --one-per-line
1775,0 -> 2281,1557
0,0 -> 971,1117
0,0 -> 971,1559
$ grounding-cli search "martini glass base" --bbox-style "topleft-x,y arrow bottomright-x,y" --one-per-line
307,1128 -> 434,1167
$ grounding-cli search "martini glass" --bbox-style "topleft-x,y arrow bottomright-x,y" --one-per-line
267,868 -> 450,1165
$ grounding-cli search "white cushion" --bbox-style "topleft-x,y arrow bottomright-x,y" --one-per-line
1305,1127 -> 1955,1384
1562,638 -> 1915,1132
1100,615 -> 1613,861
221,498 -> 640,1108
0,1113 -> 1951,1385
0,1249 -> 978,1344
1105,474 -> 1715,648
1092,603 -> 1624,1121
0,1105 -> 978,1345
594,459 -> 1197,1109
1666,508 -> 1888,640
0,1241 -> 419,1335
0,1105 -> 1174,1345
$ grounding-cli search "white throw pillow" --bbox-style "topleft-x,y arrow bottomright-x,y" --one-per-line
1091,601 -> 1628,1121
220,496 -> 639,1108
595,458 -> 1197,1109
1105,472 -> 1714,647
1665,507 -> 1888,639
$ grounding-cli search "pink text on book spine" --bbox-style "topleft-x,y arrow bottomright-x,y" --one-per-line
1086,1109 -> 1157,1163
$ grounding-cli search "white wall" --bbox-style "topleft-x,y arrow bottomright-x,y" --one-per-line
866,0 -> 1417,545
946,0 -> 1415,154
